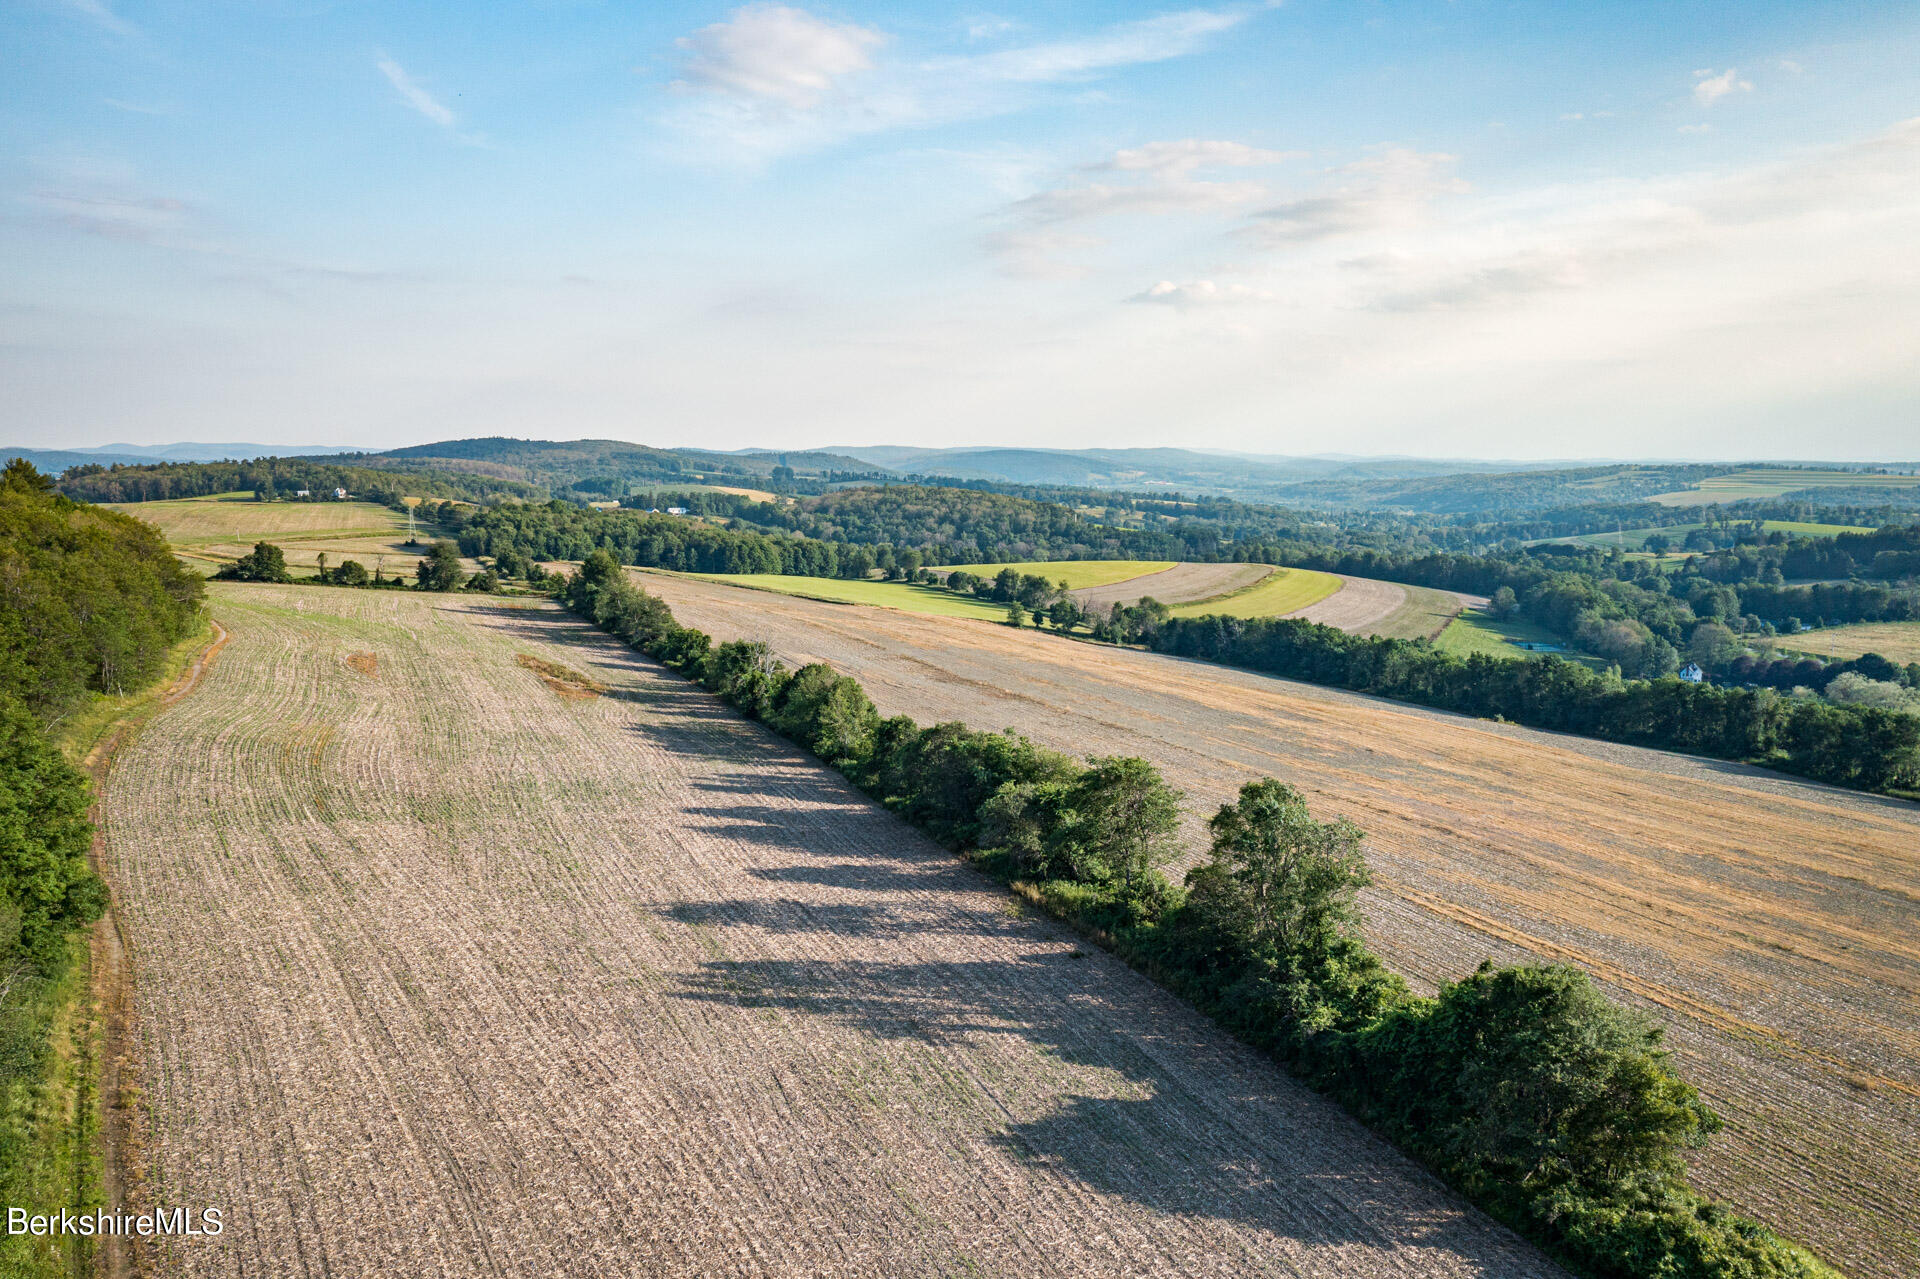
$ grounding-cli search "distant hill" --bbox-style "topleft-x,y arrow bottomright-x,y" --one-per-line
830,445 -> 1737,512
3,448 -> 157,474
373,438 -> 890,493
5,442 -> 352,474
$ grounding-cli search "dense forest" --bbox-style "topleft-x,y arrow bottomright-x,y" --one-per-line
558,555 -> 1838,1279
56,456 -> 540,507
0,460 -> 205,1212
454,489 -> 1222,568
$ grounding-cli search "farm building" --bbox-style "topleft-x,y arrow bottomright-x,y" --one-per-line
1678,663 -> 1706,682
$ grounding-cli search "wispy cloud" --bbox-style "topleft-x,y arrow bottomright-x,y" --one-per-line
22,182 -> 189,243
957,8 -> 1247,84
1243,148 -> 1465,245
377,55 -> 457,129
1127,279 -> 1274,306
1693,67 -> 1753,106
1006,138 -> 1292,223
674,5 -> 884,110
62,0 -> 134,38
660,5 -> 1261,161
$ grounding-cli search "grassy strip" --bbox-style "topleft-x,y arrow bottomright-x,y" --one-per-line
0,939 -> 101,1279
0,623 -> 224,1279
1166,566 -> 1340,619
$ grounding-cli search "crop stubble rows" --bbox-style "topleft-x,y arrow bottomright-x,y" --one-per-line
641,571 -> 1920,1279
99,585 -> 1559,1278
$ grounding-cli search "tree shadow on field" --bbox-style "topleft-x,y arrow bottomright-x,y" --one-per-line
663,898 -> 905,939
665,953 -> 1533,1261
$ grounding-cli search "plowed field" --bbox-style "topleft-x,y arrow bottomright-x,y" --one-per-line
99,584 -> 1561,1278
640,571 -> 1920,1279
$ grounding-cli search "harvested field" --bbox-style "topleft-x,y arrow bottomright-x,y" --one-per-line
108,493 -> 408,543
641,571 -> 1920,1279
675,572 -> 1015,621
935,561 -> 1176,591
1782,620 -> 1920,665
1283,574 -> 1409,631
1166,567 -> 1341,620
1347,583 -> 1476,641
100,583 -> 1561,1278
1072,562 -> 1273,610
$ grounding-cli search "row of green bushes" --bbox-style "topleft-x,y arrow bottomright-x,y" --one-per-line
558,550 -> 1838,1279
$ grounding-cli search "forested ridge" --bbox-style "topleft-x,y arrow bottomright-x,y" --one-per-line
55,456 -> 541,507
0,460 -> 205,1237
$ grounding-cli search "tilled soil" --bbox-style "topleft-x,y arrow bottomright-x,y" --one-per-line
100,585 -> 1562,1279
1286,575 -> 1410,632
642,571 -> 1920,1279
1071,562 -> 1273,610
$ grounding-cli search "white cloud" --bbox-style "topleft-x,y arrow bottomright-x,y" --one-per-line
1778,59 -> 1803,75
981,229 -> 1102,278
1008,138 -> 1291,224
1098,139 -> 1302,176
1244,148 -> 1465,245
1693,67 -> 1753,106
377,56 -> 457,128
27,188 -> 188,241
1127,279 -> 1275,306
673,5 -> 883,110
961,9 -> 1247,84
660,6 -> 1256,161
62,0 -> 134,37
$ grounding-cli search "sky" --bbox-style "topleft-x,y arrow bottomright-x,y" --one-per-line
3,0 -> 1918,460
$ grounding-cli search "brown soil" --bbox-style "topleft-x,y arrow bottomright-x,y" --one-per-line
1071,562 -> 1273,610
84,618 -> 227,1279
99,585 -> 1561,1278
516,651 -> 604,698
346,651 -> 379,678
641,571 -> 1920,1279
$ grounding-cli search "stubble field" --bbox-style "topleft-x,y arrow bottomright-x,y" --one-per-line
640,571 -> 1920,1279
99,583 -> 1561,1278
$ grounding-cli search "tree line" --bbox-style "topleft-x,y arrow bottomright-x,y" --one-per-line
55,457 -> 539,507
1095,607 -> 1918,794
556,551 -> 1836,1279
0,461 -> 206,1216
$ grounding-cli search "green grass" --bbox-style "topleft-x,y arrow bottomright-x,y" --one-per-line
662,572 -> 1018,621
1166,567 -> 1342,618
0,937 -> 100,1279
931,560 -> 1175,590
1647,469 -> 1920,506
1536,519 -> 1878,551
1435,608 -> 1600,666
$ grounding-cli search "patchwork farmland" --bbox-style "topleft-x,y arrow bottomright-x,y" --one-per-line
100,583 -> 1563,1278
639,571 -> 1920,1279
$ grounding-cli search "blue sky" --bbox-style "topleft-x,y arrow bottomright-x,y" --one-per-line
3,0 -> 1917,458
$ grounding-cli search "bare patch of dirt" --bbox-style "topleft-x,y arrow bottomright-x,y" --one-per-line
516,651 -> 604,699
345,651 -> 379,678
